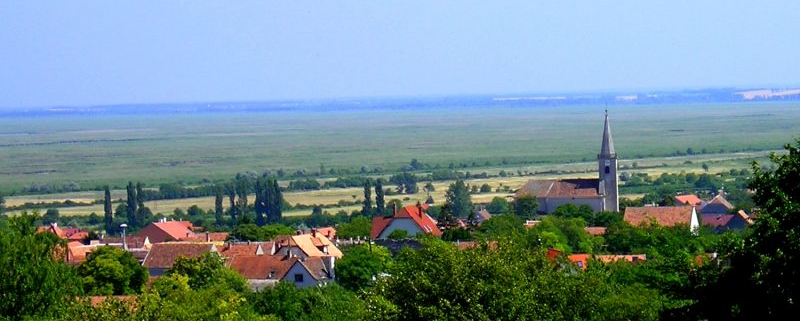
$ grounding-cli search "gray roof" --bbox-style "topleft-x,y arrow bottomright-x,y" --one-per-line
600,112 -> 616,157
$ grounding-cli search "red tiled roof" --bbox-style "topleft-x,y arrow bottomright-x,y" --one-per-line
182,232 -> 229,242
516,179 -> 600,199
584,227 -> 607,236
568,254 -> 592,270
674,194 -> 703,206
152,221 -> 195,241
702,214 -> 734,227
142,243 -> 216,269
370,204 -> 442,238
227,255 -> 297,280
219,243 -> 269,259
624,206 -> 695,227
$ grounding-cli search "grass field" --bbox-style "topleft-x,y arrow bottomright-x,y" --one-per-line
0,101 -> 797,195
4,149 -> 773,217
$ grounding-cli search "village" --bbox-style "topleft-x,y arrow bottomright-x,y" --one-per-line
35,113 -> 756,295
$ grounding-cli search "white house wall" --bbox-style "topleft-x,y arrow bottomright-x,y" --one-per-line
378,218 -> 424,238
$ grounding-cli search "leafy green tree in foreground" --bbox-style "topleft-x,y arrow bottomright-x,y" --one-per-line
78,246 -> 148,295
336,244 -> 392,291
692,140 -> 800,319
166,252 -> 246,292
367,237 -> 664,320
0,212 -> 82,320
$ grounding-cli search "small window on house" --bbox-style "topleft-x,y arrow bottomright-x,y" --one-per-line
294,273 -> 304,283
605,166 -> 610,174
577,261 -> 584,268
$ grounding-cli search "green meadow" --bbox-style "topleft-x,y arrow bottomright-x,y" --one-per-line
0,101 -> 798,193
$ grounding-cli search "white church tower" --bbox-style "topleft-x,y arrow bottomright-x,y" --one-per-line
598,111 -> 619,212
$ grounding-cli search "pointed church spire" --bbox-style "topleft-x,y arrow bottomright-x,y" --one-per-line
599,110 -> 615,158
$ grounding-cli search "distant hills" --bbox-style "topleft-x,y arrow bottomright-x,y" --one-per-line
1,87 -> 799,117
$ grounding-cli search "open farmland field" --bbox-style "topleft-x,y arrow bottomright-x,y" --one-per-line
4,149 -> 772,217
0,101 -> 798,194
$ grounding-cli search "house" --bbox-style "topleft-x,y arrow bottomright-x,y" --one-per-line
227,255 -> 333,290
136,219 -> 227,244
370,204 -> 442,239
37,222 -> 90,241
136,220 -> 195,243
701,194 -> 734,214
516,113 -> 619,213
674,194 -> 704,207
274,232 -> 343,259
141,242 -> 218,276
623,206 -> 700,234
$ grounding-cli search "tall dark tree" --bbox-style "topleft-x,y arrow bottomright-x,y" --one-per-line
445,179 -> 473,218
266,179 -> 284,223
375,180 -> 385,216
103,186 -> 113,234
225,182 -> 237,221
0,190 -> 5,214
135,182 -> 146,226
214,185 -> 224,227
235,179 -> 250,216
125,181 -> 138,228
254,178 -> 266,226
362,180 -> 372,216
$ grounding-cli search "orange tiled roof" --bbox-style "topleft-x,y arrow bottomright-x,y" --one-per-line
370,204 -> 442,238
516,179 -> 601,199
674,194 -> 703,206
624,206 -> 695,227
142,243 -> 216,269
275,234 -> 343,258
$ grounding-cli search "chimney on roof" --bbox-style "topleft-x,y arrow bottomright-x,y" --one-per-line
312,229 -> 317,238
205,231 -> 210,242
296,230 -> 302,235
417,203 -> 423,217
392,203 -> 397,216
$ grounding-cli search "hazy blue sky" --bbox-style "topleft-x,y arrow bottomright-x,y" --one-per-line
1,1 -> 798,108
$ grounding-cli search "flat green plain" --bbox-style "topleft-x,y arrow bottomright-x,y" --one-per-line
0,102 -> 798,193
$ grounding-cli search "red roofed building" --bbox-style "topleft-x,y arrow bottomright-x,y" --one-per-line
142,242 -> 218,276
136,220 -> 195,243
624,206 -> 700,234
371,204 -> 442,239
674,194 -> 704,207
568,253 -> 646,270
227,255 -> 333,289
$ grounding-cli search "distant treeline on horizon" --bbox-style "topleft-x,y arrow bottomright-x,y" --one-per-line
1,87 -> 798,117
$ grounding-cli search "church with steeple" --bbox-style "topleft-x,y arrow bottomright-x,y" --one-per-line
515,112 -> 620,213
